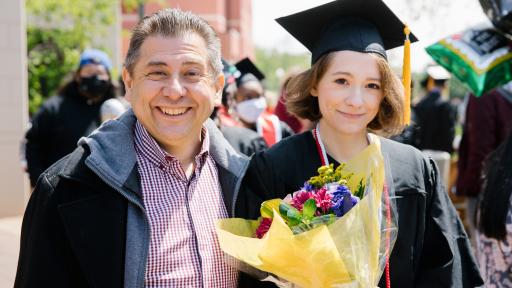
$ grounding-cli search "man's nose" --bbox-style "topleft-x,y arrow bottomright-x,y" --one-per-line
163,76 -> 185,100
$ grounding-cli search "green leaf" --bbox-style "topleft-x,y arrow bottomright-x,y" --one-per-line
279,202 -> 302,226
287,208 -> 302,226
355,178 -> 365,199
302,199 -> 317,220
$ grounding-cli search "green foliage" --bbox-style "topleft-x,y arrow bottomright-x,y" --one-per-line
26,0 -> 117,114
254,47 -> 310,92
278,200 -> 336,234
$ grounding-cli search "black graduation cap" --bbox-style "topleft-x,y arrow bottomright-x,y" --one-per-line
275,0 -> 418,64
234,57 -> 265,87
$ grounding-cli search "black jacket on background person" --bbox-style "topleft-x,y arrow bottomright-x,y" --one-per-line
25,82 -> 110,186
236,132 -> 483,287
413,90 -> 457,153
221,125 -> 268,156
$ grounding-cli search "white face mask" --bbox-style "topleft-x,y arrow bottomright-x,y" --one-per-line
235,97 -> 267,124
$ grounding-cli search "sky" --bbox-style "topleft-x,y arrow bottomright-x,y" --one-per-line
252,0 -> 490,72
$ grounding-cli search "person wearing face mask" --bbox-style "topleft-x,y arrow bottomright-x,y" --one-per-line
210,59 -> 268,156
233,58 -> 294,147
24,48 -> 116,187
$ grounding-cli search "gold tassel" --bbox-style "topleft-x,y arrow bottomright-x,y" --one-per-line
402,25 -> 411,125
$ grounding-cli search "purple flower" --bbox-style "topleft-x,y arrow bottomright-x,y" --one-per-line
303,182 -> 314,192
313,187 -> 333,213
331,185 -> 359,217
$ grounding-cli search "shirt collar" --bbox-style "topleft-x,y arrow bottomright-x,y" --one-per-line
134,120 -> 210,169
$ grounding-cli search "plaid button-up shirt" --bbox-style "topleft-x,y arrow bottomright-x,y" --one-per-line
134,121 -> 238,287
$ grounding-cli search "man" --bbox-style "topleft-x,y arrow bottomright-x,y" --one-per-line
414,65 -> 457,153
16,9 -> 250,287
25,49 -> 116,187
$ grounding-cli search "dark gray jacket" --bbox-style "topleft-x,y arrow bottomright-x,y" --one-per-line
15,109 -> 251,288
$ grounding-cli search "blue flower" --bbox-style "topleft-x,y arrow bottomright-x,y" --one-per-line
303,182 -> 315,192
331,185 -> 359,217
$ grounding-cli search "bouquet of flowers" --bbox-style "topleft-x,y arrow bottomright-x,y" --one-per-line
255,163 -> 363,239
216,136 -> 398,288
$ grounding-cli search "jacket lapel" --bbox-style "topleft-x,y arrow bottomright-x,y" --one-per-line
205,119 -> 250,217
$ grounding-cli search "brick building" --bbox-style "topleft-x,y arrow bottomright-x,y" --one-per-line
121,0 -> 254,63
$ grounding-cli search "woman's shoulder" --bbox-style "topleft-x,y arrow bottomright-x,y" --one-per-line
379,137 -> 433,192
380,137 -> 428,166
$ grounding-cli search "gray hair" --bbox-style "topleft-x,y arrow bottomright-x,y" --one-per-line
124,8 -> 223,77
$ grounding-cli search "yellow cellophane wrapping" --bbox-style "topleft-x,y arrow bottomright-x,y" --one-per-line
216,135 -> 385,288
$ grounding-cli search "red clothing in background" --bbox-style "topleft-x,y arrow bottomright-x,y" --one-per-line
457,89 -> 512,197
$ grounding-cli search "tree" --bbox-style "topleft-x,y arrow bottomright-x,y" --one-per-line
26,0 -> 118,114
254,47 -> 310,92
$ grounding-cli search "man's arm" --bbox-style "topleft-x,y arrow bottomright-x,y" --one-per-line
15,174 -> 85,287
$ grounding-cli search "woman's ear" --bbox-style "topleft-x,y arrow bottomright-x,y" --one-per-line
310,86 -> 318,97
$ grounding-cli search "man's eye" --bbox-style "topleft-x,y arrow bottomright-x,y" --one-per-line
145,71 -> 167,80
183,70 -> 204,81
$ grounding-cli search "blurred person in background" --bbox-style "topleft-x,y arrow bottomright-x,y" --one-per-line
391,79 -> 420,146
457,83 -> 512,244
24,48 -> 115,187
233,57 -> 294,147
413,65 -> 457,153
274,72 -> 314,133
477,132 -> 512,287
100,75 -> 130,123
212,59 -> 268,156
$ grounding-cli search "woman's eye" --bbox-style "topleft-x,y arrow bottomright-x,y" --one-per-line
335,78 -> 348,85
367,83 -> 381,90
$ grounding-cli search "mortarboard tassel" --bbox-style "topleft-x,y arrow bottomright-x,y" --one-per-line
402,25 -> 411,125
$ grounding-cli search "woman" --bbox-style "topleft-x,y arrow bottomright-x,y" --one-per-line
477,133 -> 512,287
235,0 -> 483,287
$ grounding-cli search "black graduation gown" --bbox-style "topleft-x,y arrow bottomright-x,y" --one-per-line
235,132 -> 483,288
413,91 -> 457,154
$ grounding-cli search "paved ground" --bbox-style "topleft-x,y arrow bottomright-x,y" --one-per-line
0,216 -> 22,287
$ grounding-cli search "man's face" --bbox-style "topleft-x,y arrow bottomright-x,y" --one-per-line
123,34 -> 224,151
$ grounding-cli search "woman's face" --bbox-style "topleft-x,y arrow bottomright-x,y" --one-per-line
311,51 -> 383,137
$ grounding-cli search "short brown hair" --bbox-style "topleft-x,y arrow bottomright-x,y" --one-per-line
124,8 -> 222,77
285,52 -> 404,136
